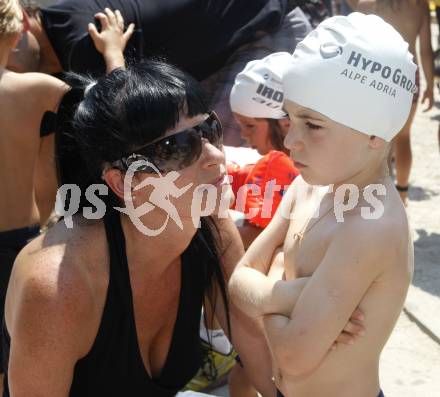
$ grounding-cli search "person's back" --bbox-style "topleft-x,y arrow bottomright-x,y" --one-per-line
0,70 -> 65,231
0,3 -> 68,390
1,4 -> 135,231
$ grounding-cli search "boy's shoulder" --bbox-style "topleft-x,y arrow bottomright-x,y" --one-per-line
332,189 -> 410,258
1,70 -> 68,109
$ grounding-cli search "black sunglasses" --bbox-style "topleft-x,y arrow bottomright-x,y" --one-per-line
111,112 -> 223,174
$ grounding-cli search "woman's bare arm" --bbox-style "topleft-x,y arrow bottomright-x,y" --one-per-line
211,216 -> 276,397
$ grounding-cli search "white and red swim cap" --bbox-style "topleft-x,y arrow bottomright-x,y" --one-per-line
283,12 -> 417,141
230,52 -> 292,119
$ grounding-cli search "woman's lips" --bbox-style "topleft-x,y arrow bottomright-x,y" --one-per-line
211,174 -> 228,187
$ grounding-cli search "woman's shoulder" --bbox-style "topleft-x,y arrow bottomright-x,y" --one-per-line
5,219 -> 110,365
9,218 -> 108,320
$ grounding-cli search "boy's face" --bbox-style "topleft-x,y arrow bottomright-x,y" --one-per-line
283,99 -> 374,186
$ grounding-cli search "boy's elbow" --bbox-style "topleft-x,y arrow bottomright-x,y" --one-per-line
228,267 -> 244,294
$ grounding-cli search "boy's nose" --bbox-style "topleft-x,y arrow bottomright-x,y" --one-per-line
283,125 -> 303,152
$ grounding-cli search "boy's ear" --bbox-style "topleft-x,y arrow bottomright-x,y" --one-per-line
368,135 -> 386,149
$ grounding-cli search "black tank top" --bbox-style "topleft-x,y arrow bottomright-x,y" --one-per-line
2,208 -> 206,396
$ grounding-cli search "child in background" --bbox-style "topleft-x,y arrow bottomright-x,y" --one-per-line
352,0 -> 434,204
228,52 -> 300,248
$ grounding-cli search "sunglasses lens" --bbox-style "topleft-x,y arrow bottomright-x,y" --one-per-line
114,112 -> 222,174
151,130 -> 202,173
200,113 -> 223,148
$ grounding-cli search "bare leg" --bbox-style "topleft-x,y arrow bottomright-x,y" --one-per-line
394,102 -> 417,204
0,373 -> 4,396
438,122 -> 440,154
387,143 -> 394,178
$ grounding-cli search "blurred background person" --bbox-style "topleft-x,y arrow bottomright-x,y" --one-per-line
350,0 -> 434,204
228,52 -> 300,248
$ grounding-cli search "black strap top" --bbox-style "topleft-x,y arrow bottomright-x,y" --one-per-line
2,208 -> 206,396
40,111 -> 57,137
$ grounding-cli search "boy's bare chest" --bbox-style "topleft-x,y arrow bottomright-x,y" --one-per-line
283,200 -> 336,279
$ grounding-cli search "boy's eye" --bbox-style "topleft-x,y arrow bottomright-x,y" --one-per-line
306,121 -> 321,130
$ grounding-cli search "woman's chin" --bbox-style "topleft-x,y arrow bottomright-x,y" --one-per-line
212,185 -> 235,218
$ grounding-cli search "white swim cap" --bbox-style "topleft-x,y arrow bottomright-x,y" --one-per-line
230,52 -> 292,119
283,12 -> 417,141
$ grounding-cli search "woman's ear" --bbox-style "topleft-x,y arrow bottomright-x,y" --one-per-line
368,135 -> 386,149
102,169 -> 127,201
277,117 -> 290,134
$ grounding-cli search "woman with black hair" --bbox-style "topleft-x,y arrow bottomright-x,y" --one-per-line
2,60 -> 275,396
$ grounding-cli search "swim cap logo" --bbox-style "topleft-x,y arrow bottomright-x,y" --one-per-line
255,83 -> 283,103
320,43 -> 343,59
346,50 -> 417,95
252,82 -> 284,110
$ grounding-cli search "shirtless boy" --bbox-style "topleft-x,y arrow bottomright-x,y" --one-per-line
229,13 -> 415,397
0,0 -> 132,389
350,0 -> 434,204
0,2 -> 67,382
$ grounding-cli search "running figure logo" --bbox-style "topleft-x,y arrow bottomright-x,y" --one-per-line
115,159 -> 193,236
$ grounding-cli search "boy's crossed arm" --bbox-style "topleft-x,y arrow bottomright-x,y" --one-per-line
229,182 -> 365,350
262,218 -> 387,377
229,182 -> 297,317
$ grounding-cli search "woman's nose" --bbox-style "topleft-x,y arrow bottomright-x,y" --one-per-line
201,139 -> 225,169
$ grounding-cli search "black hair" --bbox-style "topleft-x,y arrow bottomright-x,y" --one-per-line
58,61 -> 207,191
55,59 -> 231,338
